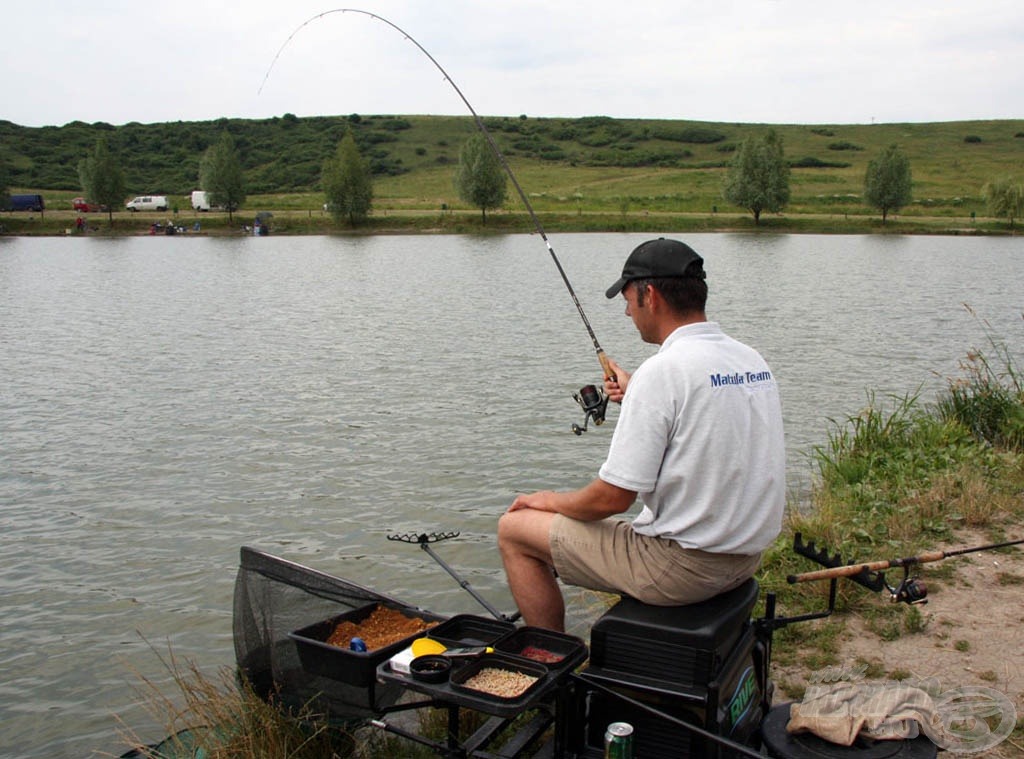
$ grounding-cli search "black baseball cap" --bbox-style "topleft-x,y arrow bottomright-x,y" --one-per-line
605,238 -> 705,299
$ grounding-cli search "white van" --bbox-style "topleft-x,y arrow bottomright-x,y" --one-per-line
191,191 -> 211,211
126,195 -> 169,212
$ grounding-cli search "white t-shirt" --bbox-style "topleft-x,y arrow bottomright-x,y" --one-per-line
598,321 -> 786,554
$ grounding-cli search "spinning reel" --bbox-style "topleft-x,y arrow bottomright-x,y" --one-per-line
571,383 -> 610,435
789,533 -> 934,606
886,568 -> 928,605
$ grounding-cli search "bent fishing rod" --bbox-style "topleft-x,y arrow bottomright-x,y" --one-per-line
260,9 -> 615,432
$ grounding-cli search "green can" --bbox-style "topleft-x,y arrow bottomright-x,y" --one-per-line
603,721 -> 634,759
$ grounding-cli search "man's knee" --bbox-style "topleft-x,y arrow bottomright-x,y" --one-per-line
497,509 -> 526,550
498,509 -> 554,557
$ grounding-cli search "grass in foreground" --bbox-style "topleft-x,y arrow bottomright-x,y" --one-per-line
115,639 -> 358,758
761,307 -> 1024,672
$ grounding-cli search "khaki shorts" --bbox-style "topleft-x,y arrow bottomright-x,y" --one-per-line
550,515 -> 762,606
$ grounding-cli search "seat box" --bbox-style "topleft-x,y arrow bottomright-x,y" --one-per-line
577,625 -> 764,759
587,579 -> 758,686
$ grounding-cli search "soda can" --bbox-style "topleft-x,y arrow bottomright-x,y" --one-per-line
604,721 -> 634,759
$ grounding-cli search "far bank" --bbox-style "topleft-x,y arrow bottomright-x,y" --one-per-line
1,207 -> 1014,238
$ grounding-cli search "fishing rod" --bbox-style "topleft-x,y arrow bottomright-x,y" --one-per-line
260,9 -> 615,433
788,533 -> 1024,604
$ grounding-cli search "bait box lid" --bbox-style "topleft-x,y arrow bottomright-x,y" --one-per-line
288,601 -> 447,687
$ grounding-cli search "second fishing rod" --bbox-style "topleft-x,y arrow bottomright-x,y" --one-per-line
262,9 -> 615,434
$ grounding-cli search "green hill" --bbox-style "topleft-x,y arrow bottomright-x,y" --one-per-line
3,113 -> 1024,221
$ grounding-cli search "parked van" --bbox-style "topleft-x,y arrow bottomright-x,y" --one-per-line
191,191 -> 211,211
5,194 -> 45,212
125,195 -> 169,212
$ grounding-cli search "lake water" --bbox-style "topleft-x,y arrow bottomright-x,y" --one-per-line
1,232 -> 1021,758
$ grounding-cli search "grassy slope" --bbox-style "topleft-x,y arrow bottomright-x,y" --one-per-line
6,116 -> 1024,208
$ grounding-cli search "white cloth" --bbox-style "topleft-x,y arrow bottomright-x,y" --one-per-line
788,682 -> 943,745
598,322 -> 785,554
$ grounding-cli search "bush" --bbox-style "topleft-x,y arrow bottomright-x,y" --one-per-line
538,146 -> 567,161
964,135 -> 983,143
650,127 -> 726,144
790,157 -> 852,169
381,119 -> 411,131
827,141 -> 864,151
588,148 -> 689,167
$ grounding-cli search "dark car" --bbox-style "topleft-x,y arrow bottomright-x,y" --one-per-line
72,197 -> 106,212
6,194 -> 45,212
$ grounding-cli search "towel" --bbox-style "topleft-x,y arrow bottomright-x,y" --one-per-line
787,681 -> 943,745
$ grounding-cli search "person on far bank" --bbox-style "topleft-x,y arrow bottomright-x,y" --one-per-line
498,238 -> 786,632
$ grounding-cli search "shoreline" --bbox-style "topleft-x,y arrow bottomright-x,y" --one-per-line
1,208 -> 1015,238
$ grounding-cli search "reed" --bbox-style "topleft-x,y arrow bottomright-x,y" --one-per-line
935,307 -> 1024,451
115,639 -> 355,759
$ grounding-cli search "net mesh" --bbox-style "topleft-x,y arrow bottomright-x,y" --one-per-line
232,545 -> 425,719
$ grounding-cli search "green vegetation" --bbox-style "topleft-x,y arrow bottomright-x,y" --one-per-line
122,642 -> 530,758
322,131 -> 374,226
200,132 -> 246,221
3,115 -> 1024,232
121,641 -> 357,759
77,135 -> 126,226
722,128 -> 791,224
454,133 -> 508,223
863,143 -> 913,222
761,309 -> 1024,674
983,175 -> 1024,227
0,153 -> 11,211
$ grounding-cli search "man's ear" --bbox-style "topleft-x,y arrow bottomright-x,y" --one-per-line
642,282 -> 662,310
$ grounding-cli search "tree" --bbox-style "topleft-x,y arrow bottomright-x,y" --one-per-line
982,176 -> 1024,227
77,136 -> 126,225
0,153 -> 10,212
722,129 -> 790,224
863,143 -> 913,223
321,131 -> 373,226
199,131 -> 246,222
454,134 -> 507,223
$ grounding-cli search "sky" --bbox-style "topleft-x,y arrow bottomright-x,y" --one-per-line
5,0 -> 1023,128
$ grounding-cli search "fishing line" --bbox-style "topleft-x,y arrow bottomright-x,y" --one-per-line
259,8 -> 615,384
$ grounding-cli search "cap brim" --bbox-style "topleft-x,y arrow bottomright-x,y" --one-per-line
605,277 -> 628,299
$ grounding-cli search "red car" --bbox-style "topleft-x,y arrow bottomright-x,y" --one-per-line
72,197 -> 106,212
